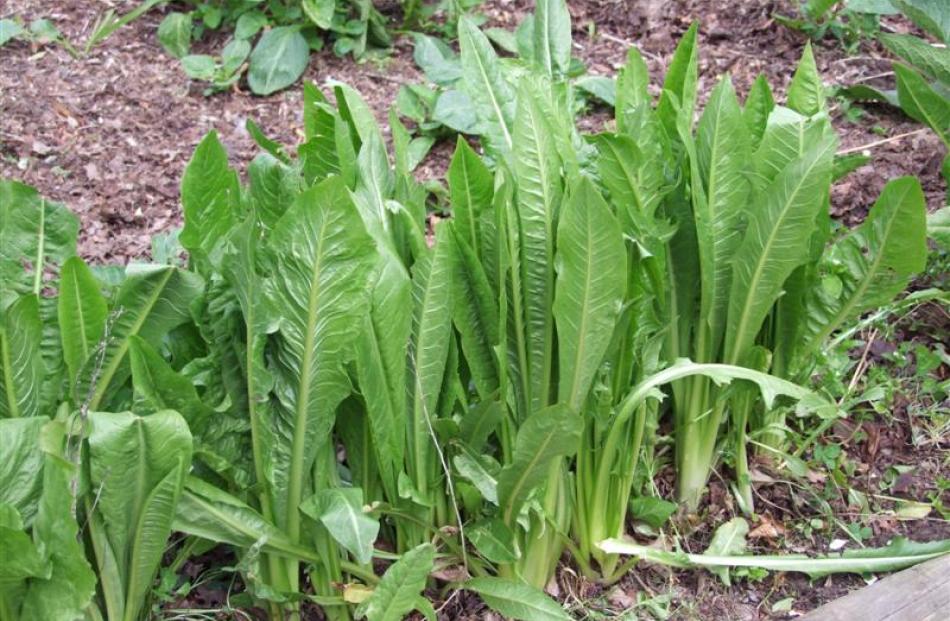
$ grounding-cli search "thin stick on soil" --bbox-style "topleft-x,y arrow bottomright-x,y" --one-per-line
837,128 -> 930,155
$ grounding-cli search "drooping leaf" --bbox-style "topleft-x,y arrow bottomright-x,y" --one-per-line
87,409 -> 192,621
300,488 -> 379,565
893,0 -> 950,43
553,178 -> 626,411
880,33 -> 950,85
248,26 -> 310,95
412,33 -> 462,86
895,63 -> 950,146
798,177 -> 928,356
468,519 -> 520,563
465,577 -> 570,621
496,404 -> 582,524
705,517 -> 749,584
355,544 -> 435,621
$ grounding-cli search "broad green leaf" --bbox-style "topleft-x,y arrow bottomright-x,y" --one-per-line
263,176 -> 376,534
157,12 -> 191,58
458,15 -> 515,154
453,447 -> 500,504
87,409 -> 192,621
705,517 -> 749,584
355,544 -> 435,621
406,225 -> 454,497
80,265 -> 203,410
412,33 -> 462,86
0,180 -> 78,308
0,19 -> 24,46
798,177 -> 928,356
301,0 -> 335,30
593,128 -> 669,222
575,75 -> 616,106
460,400 -> 503,452
724,137 -> 836,364
58,257 -> 107,394
18,421 -> 95,621
893,0 -> 950,43
497,404 -> 582,524
234,11 -> 267,40
180,54 -> 215,80
300,488 -> 379,565
468,519 -> 520,563
333,82 -> 384,149
554,178 -> 626,411
751,108 -> 835,190
787,42 -> 825,116
600,536 -> 950,579
513,82 -> 562,412
0,295 -> 43,418
0,503 -> 49,582
465,577 -> 570,621
895,63 -> 950,146
657,22 -> 699,134
448,136 -> 493,254
0,417 -> 46,524
248,26 -> 310,95
743,73 -> 775,146
630,496 -> 677,530
532,0 -> 571,78
693,76 -> 751,357
447,225 -> 499,400
248,153 -> 301,231
180,131 -> 240,267
352,131 -> 394,242
880,33 -> 950,85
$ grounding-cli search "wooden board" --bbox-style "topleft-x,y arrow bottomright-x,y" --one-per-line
800,554 -> 950,621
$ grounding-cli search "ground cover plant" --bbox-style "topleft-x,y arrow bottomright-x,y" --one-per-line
1,0 -> 949,619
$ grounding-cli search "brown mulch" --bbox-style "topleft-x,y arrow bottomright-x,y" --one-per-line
1,1 -> 947,620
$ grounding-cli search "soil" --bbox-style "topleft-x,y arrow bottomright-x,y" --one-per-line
1,1 -> 947,620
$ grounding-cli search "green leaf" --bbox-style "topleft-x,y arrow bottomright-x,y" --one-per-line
880,33 -> 950,85
497,404 -> 583,524
615,47 -> 650,129
465,577 -> 570,621
433,89 -> 480,134
928,206 -> 950,249
302,0 -> 336,30
575,75 -> 616,106
0,294 -> 43,418
458,15 -> 515,154
657,22 -> 699,134
893,0 -> 950,44
158,12 -> 191,58
895,63 -> 950,146
0,417 -> 46,524
630,496 -> 677,530
724,137 -> 836,364
554,178 -> 626,411
513,81 -> 562,413
80,265 -> 203,410
406,225 -> 454,498
180,131 -> 240,267
0,19 -> 25,46
600,536 -> 950,579
300,488 -> 379,565
355,544 -> 435,621
592,129 -> 669,221
743,74 -> 775,146
181,54 -> 216,80
532,0 -> 571,78
19,421 -> 96,621
453,447 -> 499,504
787,42 -> 825,116
705,517 -> 749,584
248,26 -> 310,95
692,76 -> 751,358
412,33 -> 462,86
235,11 -> 267,40
87,409 -> 192,621
58,257 -> 107,394
448,136 -> 493,254
798,177 -> 928,356
468,519 -> 520,563
263,176 -> 376,534
0,180 -> 78,308
0,503 -> 49,582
